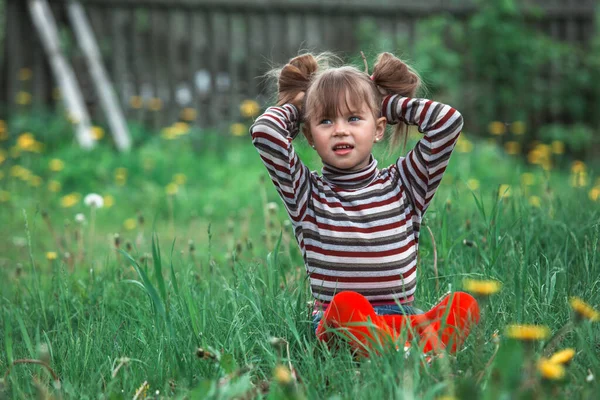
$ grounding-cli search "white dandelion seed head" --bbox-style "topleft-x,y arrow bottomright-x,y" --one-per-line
75,213 -> 86,223
587,371 -> 594,382
267,202 -> 278,212
84,193 -> 104,208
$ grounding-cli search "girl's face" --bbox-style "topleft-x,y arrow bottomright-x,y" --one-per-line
305,98 -> 386,171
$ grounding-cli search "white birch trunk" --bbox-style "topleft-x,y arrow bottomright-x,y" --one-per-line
28,0 -> 95,150
67,1 -> 132,152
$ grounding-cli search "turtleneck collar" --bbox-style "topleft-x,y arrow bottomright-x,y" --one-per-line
321,156 -> 379,189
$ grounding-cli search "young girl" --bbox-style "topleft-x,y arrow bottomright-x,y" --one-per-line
250,52 -> 479,356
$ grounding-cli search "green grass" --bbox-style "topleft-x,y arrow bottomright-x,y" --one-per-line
1,121 -> 600,399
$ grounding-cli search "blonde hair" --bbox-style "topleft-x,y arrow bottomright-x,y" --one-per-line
271,52 -> 422,152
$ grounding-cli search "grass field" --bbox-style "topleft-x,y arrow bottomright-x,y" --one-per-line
1,119 -> 599,399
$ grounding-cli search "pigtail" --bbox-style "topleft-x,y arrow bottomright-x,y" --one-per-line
276,54 -> 319,107
371,52 -> 422,153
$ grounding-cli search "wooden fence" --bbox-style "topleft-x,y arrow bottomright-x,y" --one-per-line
1,0 -> 597,131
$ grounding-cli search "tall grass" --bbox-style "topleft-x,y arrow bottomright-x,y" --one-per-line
1,129 -> 599,398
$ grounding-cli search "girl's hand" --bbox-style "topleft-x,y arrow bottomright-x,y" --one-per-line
291,92 -> 305,114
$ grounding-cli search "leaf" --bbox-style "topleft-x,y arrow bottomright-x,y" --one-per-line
151,233 -> 168,310
219,353 -> 237,375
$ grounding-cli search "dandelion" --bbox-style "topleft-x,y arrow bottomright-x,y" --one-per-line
230,123 -> 247,137
60,193 -> 80,208
510,121 -> 526,135
569,297 -> 599,322
498,184 -> 511,199
504,141 -> 521,155
180,107 -> 197,121
589,187 -> 600,202
528,196 -> 541,208
570,170 -> 588,188
46,252 -> 58,261
463,279 -> 502,296
16,132 -> 36,151
521,173 -> 535,186
16,91 -> 32,105
505,324 -> 550,341
75,213 -> 85,223
130,96 -> 143,109
18,68 -> 32,81
0,190 -> 11,202
166,183 -> 179,196
48,180 -> 61,192
123,218 -> 137,231
549,348 -> 575,365
571,160 -> 586,173
551,140 -> 564,154
84,193 -> 104,208
148,97 -> 162,111
466,179 -> 480,191
273,365 -> 293,386
49,158 -> 65,172
173,173 -> 187,185
91,126 -> 104,140
103,195 -> 115,208
240,99 -> 261,118
488,121 -> 506,136
537,358 -> 565,380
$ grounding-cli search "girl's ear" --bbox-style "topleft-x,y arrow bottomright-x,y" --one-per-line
374,116 -> 386,142
303,125 -> 314,147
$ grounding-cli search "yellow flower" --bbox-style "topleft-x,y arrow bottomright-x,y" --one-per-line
18,68 -> 32,81
16,132 -> 36,151
456,136 -> 473,153
537,358 -> 565,380
148,97 -> 162,111
16,91 -> 32,105
173,173 -> 187,185
510,121 -> 526,135
49,158 -> 65,172
48,180 -> 61,192
589,187 -> 600,202
29,176 -> 43,187
488,121 -> 506,136
123,218 -> 137,231
498,184 -> 511,199
549,348 -> 575,365
551,140 -> 564,154
0,190 -> 10,202
166,183 -> 179,196
504,141 -> 521,155
528,196 -> 541,208
569,297 -> 599,322
91,126 -> 105,140
130,95 -> 143,109
46,251 -> 58,261
103,195 -> 115,208
273,365 -> 293,386
230,123 -> 247,137
505,324 -> 550,341
463,279 -> 502,296
570,171 -> 588,188
115,168 -> 127,186
520,173 -> 535,186
466,179 -> 480,191
60,193 -> 81,208
240,99 -> 261,118
571,160 -> 586,174
180,107 -> 197,121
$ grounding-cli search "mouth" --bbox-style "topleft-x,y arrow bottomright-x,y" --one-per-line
332,143 -> 354,155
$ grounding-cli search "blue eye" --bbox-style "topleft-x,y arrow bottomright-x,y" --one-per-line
319,119 -> 332,125
349,116 -> 360,122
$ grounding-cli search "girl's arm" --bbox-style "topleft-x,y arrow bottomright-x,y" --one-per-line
250,104 -> 311,222
383,95 -> 464,218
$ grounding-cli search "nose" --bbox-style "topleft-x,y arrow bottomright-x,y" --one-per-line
333,121 -> 348,136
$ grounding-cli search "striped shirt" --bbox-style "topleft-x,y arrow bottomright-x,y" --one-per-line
250,95 -> 463,308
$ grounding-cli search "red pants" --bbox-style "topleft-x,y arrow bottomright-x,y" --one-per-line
315,291 -> 480,356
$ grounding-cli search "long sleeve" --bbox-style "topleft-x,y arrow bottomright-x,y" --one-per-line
383,95 -> 464,218
250,104 -> 311,223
